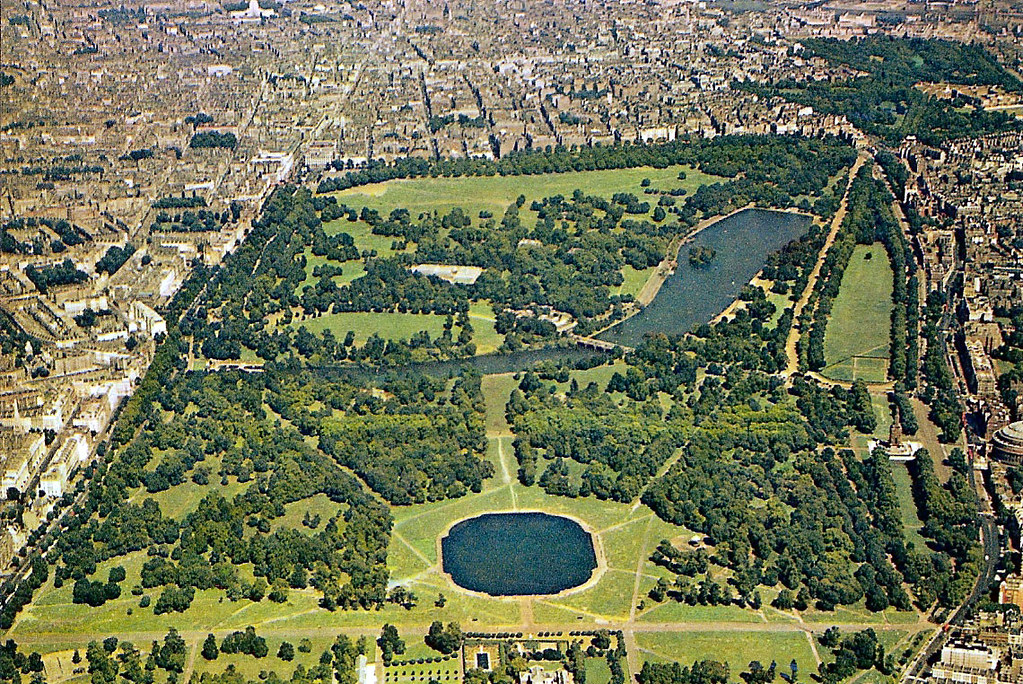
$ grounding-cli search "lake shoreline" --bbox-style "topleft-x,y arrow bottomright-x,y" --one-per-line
596,207 -> 813,346
595,205 -> 814,339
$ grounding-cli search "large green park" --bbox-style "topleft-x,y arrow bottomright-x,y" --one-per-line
3,137 -> 965,684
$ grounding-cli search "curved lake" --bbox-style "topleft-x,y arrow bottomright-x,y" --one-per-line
310,208 -> 810,379
441,512 -> 597,596
597,208 -> 811,347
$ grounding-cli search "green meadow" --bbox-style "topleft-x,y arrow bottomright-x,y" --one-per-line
821,244 -> 894,383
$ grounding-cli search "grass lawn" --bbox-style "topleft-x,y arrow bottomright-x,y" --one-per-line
322,219 -> 407,257
467,302 -> 504,355
635,630 -> 817,672
300,248 -> 367,289
821,243 -> 893,384
287,311 -> 448,344
480,374 -> 518,436
891,462 -> 928,550
585,657 -> 612,684
870,392 -> 893,439
329,166 -> 721,224
615,266 -> 655,299
284,306 -> 502,354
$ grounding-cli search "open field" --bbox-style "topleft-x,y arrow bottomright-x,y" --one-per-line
615,266 -> 656,299
821,243 -> 894,384
330,166 -> 721,222
287,311 -> 450,345
282,301 -> 502,354
635,630 -> 817,672
585,657 -> 612,684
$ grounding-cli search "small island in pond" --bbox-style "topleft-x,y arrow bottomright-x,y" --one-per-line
688,245 -> 717,268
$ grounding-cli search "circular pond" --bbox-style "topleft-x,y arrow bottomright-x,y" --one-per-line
441,512 -> 598,596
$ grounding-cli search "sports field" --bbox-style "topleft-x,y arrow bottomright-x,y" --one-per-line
821,243 -> 894,383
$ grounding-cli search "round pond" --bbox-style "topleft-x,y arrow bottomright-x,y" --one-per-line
440,512 -> 598,596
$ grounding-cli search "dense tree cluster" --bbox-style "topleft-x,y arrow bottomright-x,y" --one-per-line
2,216 -> 91,254
637,661 -> 729,684
817,628 -> 894,684
907,448 -> 980,607
920,289 -> 963,441
153,195 -> 207,209
25,258 -> 88,293
317,135 -> 855,198
190,131 -> 238,149
740,38 -> 1022,145
95,243 -> 135,276
425,621 -> 464,654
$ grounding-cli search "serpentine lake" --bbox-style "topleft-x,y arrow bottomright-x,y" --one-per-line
597,208 -> 812,347
323,207 -> 813,379
441,512 -> 598,596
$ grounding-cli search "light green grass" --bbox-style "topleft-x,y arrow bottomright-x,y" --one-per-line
322,219 -> 406,257
300,248 -> 367,289
556,361 -> 628,394
480,374 -> 518,436
467,302 -> 503,355
870,392 -> 894,439
271,493 -> 345,535
545,569 -> 635,621
286,312 -> 443,345
821,244 -> 894,384
635,631 -> 816,672
585,657 -> 612,684
615,266 -> 655,299
286,308 -> 501,354
637,601 -> 766,624
330,166 -> 721,223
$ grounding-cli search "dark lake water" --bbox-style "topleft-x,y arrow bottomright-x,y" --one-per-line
441,512 -> 597,595
597,208 -> 811,347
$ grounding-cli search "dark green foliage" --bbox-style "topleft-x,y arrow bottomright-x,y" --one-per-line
907,448 -> 979,607
817,629 -> 890,684
25,258 -> 88,293
190,131 -> 237,149
202,634 -> 219,661
740,37 -> 1022,145
425,621 -> 463,654
377,624 -> 404,665
848,380 -> 877,434
637,660 -> 729,684
153,196 -> 207,209
95,244 -> 135,275
804,37 -> 1022,91
221,627 -> 268,658
156,628 -> 188,672
153,585 -> 194,614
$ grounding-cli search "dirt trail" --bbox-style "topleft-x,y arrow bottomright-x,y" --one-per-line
783,153 -> 868,379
